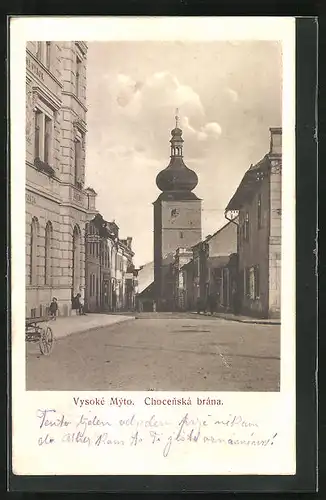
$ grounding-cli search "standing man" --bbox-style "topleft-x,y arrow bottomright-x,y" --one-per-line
49,297 -> 58,320
208,293 -> 216,316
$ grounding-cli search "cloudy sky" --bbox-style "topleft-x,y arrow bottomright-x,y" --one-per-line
85,41 -> 282,267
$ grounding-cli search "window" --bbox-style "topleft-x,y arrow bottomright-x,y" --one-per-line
246,266 -> 260,299
244,212 -> 249,241
255,266 -> 260,298
74,138 -> 82,186
248,267 -> 255,299
44,116 -> 51,164
34,110 -> 42,158
76,55 -> 82,98
45,42 -> 51,69
36,42 -> 42,61
30,217 -> 39,285
34,109 -> 53,165
180,231 -> 184,239
257,193 -> 262,229
44,221 -> 53,285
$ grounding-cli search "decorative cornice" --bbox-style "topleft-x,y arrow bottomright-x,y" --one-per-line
61,92 -> 88,113
32,84 -> 62,112
73,118 -> 87,135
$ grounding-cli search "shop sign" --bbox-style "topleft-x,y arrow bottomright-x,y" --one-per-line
26,55 -> 44,81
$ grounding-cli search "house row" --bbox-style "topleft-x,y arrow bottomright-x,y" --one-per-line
138,127 -> 282,320
172,127 -> 282,319
84,211 -> 137,313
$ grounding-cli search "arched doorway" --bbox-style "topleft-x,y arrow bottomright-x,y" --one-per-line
72,224 -> 81,296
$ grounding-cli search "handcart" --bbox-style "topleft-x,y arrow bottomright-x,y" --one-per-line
25,316 -> 54,355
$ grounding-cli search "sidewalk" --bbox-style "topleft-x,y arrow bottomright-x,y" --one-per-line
191,311 -> 280,325
48,313 -> 135,340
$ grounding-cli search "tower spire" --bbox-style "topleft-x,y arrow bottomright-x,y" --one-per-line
175,108 -> 179,128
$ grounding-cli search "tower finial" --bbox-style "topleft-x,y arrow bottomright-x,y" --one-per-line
175,108 -> 179,128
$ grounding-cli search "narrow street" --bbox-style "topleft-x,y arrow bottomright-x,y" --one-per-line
26,313 -> 280,392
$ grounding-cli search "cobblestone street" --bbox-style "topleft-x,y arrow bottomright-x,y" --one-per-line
26,313 -> 280,391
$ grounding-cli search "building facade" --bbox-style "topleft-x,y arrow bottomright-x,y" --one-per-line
225,127 -> 282,318
172,247 -> 193,310
85,213 -> 136,313
26,41 -> 97,317
153,114 -> 202,311
191,221 -> 238,311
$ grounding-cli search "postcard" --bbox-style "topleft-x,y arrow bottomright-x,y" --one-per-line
10,16 -> 298,481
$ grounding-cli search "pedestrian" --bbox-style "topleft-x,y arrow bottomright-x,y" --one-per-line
75,293 -> 86,315
208,293 -> 216,316
49,297 -> 58,320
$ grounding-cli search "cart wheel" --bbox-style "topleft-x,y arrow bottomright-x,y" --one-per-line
39,326 -> 54,355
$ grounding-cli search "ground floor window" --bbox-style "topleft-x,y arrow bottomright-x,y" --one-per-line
246,265 -> 260,299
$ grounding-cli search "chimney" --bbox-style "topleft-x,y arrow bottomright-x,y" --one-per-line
269,127 -> 282,156
126,236 -> 132,249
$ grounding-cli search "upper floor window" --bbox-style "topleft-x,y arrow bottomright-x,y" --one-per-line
45,41 -> 51,69
36,42 -> 42,61
244,212 -> 250,241
34,108 -> 53,167
35,41 -> 52,69
34,110 -> 42,159
257,194 -> 262,229
76,55 -> 82,98
44,115 -> 52,164
74,137 -> 82,187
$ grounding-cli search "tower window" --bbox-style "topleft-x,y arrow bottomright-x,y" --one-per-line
180,231 -> 183,239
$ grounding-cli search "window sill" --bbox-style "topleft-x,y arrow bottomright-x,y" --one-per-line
27,284 -> 53,289
34,157 -> 56,177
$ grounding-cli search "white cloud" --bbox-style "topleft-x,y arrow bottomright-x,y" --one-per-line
203,122 -> 222,136
226,88 -> 239,102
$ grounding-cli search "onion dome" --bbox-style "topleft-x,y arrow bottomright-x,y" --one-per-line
156,111 -> 198,193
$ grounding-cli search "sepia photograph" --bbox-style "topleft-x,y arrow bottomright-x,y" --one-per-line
9,16 -> 302,481
25,37 -> 282,392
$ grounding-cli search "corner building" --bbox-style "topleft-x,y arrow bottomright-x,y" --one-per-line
153,116 -> 202,311
26,41 -> 96,317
